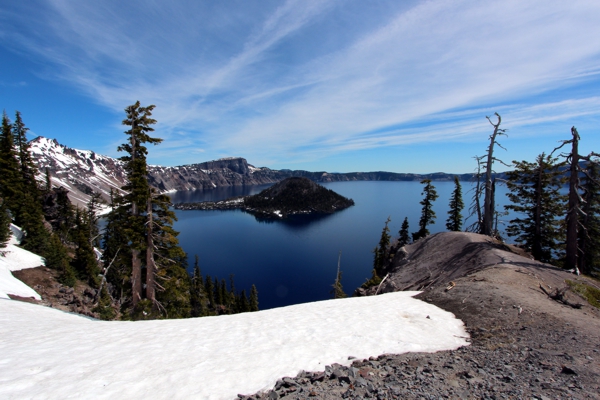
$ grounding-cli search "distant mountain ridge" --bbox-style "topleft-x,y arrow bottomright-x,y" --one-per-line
29,136 -> 481,207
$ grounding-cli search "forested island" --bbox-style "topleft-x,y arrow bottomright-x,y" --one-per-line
174,176 -> 355,219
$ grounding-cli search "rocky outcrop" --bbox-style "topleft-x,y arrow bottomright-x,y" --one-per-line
11,267 -> 111,318
241,232 -> 600,399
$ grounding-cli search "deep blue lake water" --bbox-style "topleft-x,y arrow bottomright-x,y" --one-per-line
170,181 -> 512,310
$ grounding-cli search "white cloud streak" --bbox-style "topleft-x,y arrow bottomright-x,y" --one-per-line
1,0 -> 600,167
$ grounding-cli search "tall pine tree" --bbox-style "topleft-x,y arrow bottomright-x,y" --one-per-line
102,189 -> 131,303
373,216 -> 391,277
412,179 -> 439,241
578,162 -> 600,274
249,284 -> 259,312
72,208 -> 100,286
446,176 -> 464,231
504,153 -> 565,264
397,217 -> 410,247
45,233 -> 76,287
190,255 -> 207,317
0,112 -> 21,221
0,111 -> 48,255
117,101 -> 161,308
0,198 -> 11,248
331,251 -> 347,299
149,190 -> 190,317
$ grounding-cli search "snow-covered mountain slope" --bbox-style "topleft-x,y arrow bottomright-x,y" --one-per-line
29,136 -> 276,208
30,137 -> 128,207
0,291 -> 468,399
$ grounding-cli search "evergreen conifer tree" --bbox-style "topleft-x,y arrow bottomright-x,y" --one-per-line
0,112 -> 21,215
146,191 -> 185,306
190,255 -> 207,317
205,275 -> 215,309
331,270 -> 347,299
0,199 -> 11,248
72,209 -> 100,286
1,112 -> 50,256
93,286 -> 117,321
113,102 -> 191,317
117,101 -> 161,308
331,250 -> 347,299
45,186 -> 75,243
237,289 -> 250,313
504,153 -> 565,264
86,192 -> 103,248
0,198 -> 11,248
215,277 -> 223,306
221,279 -> 230,308
156,257 -> 191,319
147,191 -> 191,317
578,162 -> 600,274
363,218 -> 392,288
373,216 -> 391,277
12,111 -> 38,191
446,176 -> 464,231
398,217 -> 410,247
101,189 -> 131,302
412,179 -> 439,241
45,233 -> 76,286
228,274 -> 237,308
249,284 -> 259,312
44,168 -> 52,193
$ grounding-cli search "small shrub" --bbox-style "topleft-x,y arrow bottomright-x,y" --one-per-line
566,280 -> 600,309
361,269 -> 382,289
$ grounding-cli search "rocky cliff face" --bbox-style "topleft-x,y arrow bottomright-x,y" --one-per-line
30,137 -> 127,208
146,159 -> 278,193
30,136 -> 481,208
29,136 -> 282,207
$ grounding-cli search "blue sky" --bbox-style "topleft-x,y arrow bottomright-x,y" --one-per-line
1,0 -> 599,173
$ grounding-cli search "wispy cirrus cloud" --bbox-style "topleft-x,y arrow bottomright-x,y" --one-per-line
1,0 -> 599,169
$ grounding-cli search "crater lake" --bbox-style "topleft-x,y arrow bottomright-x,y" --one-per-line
170,181 -> 512,310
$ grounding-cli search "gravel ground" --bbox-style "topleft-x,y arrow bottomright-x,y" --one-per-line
240,233 -> 600,399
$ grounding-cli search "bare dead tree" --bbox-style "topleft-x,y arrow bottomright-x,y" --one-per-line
551,127 -> 600,273
466,156 -> 484,233
95,247 -> 120,303
482,113 -> 509,236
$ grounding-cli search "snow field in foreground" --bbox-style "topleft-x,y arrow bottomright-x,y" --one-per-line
0,292 -> 469,399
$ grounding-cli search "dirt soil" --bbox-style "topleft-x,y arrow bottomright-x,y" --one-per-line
11,266 -> 101,317
242,232 -> 600,399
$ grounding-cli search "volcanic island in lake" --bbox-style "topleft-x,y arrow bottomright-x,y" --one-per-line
173,177 -> 355,219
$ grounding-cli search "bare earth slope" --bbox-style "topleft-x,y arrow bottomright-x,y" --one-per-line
243,232 -> 600,399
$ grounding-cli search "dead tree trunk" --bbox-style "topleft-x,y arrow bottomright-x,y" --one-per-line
482,113 -> 506,236
466,156 -> 484,233
565,127 -> 580,271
